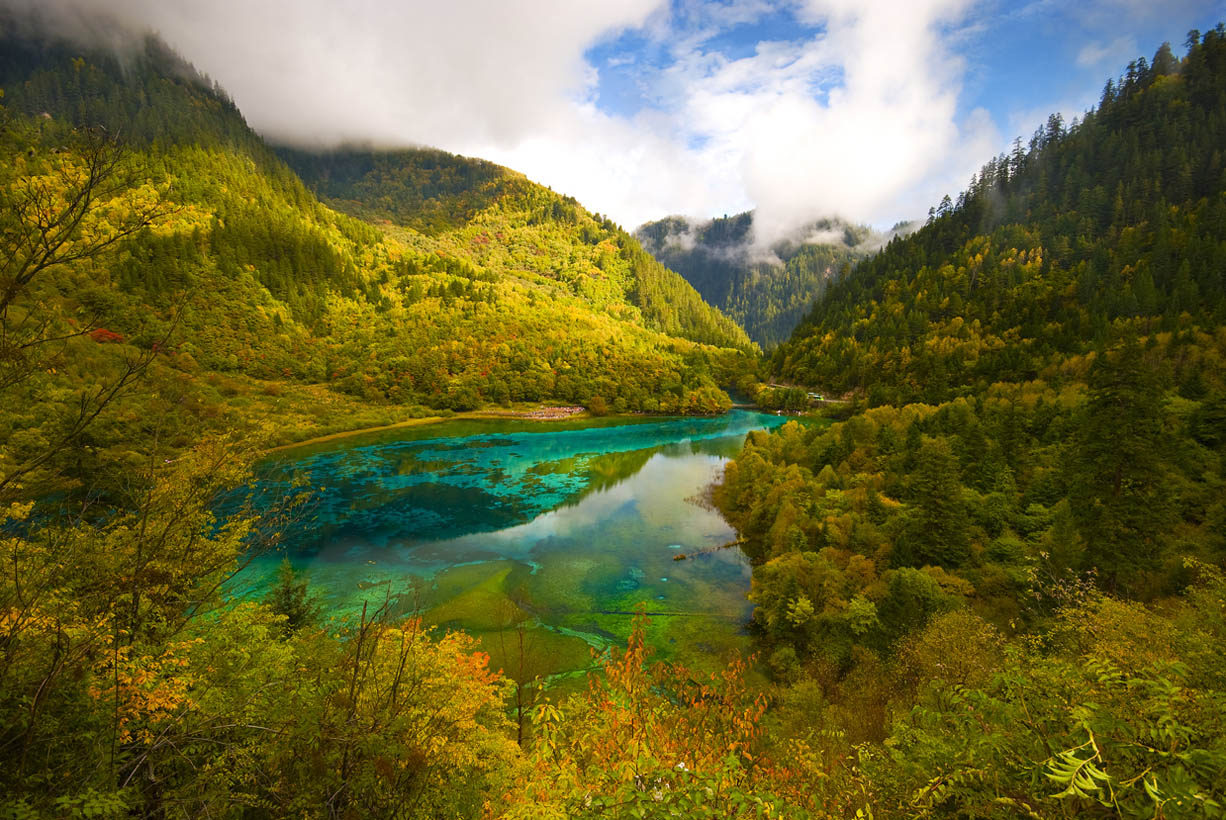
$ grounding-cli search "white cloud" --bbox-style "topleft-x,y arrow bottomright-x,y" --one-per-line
6,0 -> 661,149
569,0 -> 999,238
5,0 -> 1003,238
1076,36 -> 1138,68
736,0 -> 999,240
515,0 -> 1000,237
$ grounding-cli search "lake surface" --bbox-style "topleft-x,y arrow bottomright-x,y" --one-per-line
229,410 -> 792,680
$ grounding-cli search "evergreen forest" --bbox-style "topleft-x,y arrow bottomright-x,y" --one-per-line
717,26 -> 1226,819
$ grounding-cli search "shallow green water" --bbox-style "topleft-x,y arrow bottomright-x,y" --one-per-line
229,410 -> 791,678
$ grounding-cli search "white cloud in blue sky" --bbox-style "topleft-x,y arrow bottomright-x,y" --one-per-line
1076,36 -> 1138,68
12,0 -> 1226,239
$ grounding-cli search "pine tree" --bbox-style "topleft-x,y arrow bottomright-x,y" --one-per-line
265,558 -> 317,635
899,437 -> 970,568
1067,340 -> 1173,590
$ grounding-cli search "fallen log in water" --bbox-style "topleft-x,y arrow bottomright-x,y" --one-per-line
672,540 -> 743,561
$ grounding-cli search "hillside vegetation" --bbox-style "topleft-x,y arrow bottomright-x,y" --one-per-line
0,29 -> 750,493
773,38 -> 1226,402
715,27 -> 1226,818
280,146 -> 753,351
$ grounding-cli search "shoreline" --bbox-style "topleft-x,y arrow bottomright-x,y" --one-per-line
265,405 -> 593,453
264,402 -> 783,455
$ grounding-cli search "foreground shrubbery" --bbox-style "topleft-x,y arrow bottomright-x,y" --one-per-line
5,449 -> 1222,820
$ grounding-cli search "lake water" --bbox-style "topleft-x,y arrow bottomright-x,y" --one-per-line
229,410 -> 792,680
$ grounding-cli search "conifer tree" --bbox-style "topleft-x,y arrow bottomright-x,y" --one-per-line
899,437 -> 970,568
1067,340 -> 1173,589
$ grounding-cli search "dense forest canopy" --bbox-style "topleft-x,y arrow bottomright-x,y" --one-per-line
773,30 -> 1226,405
280,145 -> 754,351
2,8 -> 1226,819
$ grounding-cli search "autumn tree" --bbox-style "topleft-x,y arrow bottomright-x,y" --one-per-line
506,612 -> 825,818
0,119 -> 171,498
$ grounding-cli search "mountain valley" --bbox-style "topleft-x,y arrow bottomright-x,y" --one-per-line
2,10 -> 1226,820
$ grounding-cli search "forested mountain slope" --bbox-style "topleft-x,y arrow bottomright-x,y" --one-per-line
772,34 -> 1226,404
279,146 -> 752,351
712,28 -> 1226,818
0,26 -> 752,493
636,211 -> 877,347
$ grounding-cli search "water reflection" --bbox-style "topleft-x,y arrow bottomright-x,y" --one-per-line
230,410 -> 789,676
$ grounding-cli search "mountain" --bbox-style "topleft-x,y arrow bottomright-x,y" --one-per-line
771,37 -> 1226,405
713,28 -> 1226,817
277,145 -> 754,351
0,25 -> 755,495
635,211 -> 885,346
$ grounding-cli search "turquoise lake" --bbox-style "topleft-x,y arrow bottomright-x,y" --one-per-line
230,410 -> 793,679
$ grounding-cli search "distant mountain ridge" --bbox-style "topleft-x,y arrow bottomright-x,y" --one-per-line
635,211 -> 898,347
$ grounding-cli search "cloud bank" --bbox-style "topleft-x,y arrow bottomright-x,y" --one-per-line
3,0 -> 1196,244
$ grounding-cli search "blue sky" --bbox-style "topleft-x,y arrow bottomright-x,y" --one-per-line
559,0 -> 1226,235
586,1 -> 1225,145
35,0 -> 1226,239
959,1 -> 1226,136
585,4 -> 829,121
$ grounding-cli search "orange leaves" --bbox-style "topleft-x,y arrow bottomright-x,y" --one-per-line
87,327 -> 126,344
91,639 -> 202,744
500,613 -> 815,817
443,638 -> 503,694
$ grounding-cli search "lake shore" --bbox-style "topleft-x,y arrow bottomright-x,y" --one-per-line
265,405 -> 593,453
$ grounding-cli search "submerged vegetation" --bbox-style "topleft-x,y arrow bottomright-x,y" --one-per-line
1,10 -> 1226,820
